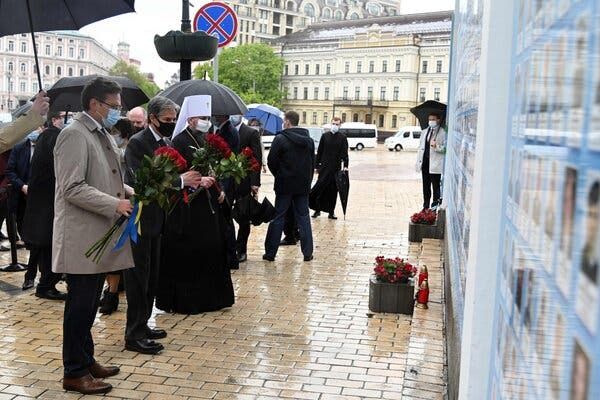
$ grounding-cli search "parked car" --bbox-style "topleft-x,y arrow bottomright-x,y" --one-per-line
384,126 -> 423,151
339,122 -> 378,151
261,129 -> 276,149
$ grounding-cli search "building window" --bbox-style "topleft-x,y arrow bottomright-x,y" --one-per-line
314,87 -> 319,99
315,64 -> 320,75
367,86 -> 373,100
353,113 -> 359,122
44,65 -> 50,75
422,60 -> 428,73
357,61 -> 362,73
286,14 -> 294,26
344,61 -> 349,74
79,68 -> 84,76
323,112 -> 329,124
45,45 -> 51,56
324,87 -> 330,100
304,3 -> 315,17
20,42 -> 27,53
350,12 -> 359,20
436,60 -> 442,73
57,46 -> 63,56
7,62 -> 13,72
57,66 -> 62,76
393,86 -> 399,101
8,41 -> 14,52
323,8 -> 331,19
392,115 -> 398,128
378,114 -> 384,127
303,87 -> 308,100
18,81 -> 25,93
293,87 -> 298,99
326,63 -> 331,74
335,10 -> 343,20
305,64 -> 309,75
312,112 -> 317,124
284,65 -> 288,75
342,86 -> 348,100
20,63 -> 26,73
294,65 -> 299,75
420,88 -> 426,102
79,48 -> 85,59
68,67 -> 73,77
69,47 -> 74,58
434,88 -> 441,101
341,113 -> 347,122
380,87 -> 386,101
395,59 -> 401,72
382,60 -> 387,72
354,86 -> 360,100
369,61 -> 374,73
302,111 -> 307,124
32,82 -> 38,93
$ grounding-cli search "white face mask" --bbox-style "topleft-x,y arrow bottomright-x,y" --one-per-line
196,119 -> 212,133
428,120 -> 438,128
331,124 -> 340,134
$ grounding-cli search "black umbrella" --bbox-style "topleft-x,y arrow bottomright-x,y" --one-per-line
160,79 -> 247,116
0,0 -> 136,91
335,170 -> 350,219
410,100 -> 447,130
47,75 -> 149,113
232,195 -> 275,226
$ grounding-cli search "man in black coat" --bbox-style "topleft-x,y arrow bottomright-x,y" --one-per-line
22,112 -> 66,299
310,116 -> 348,219
124,96 -> 202,355
263,111 -> 315,262
234,121 -> 262,263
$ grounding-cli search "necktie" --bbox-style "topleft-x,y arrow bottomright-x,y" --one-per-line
157,138 -> 166,147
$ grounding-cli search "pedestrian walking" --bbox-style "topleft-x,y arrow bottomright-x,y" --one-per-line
416,113 -> 446,209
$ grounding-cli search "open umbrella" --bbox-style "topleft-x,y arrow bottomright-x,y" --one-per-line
160,79 -> 247,116
0,0 -> 136,90
47,75 -> 149,113
245,104 -> 283,134
410,100 -> 447,130
335,170 -> 350,219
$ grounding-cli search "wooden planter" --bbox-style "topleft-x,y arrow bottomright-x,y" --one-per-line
368,275 -> 415,314
408,209 -> 445,242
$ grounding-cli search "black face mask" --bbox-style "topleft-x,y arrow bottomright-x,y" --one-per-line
134,126 -> 145,133
156,120 -> 175,137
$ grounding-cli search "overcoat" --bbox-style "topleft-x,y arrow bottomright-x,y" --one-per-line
416,126 -> 447,174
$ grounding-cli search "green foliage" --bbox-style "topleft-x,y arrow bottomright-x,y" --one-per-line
109,60 -> 160,99
193,44 -> 284,107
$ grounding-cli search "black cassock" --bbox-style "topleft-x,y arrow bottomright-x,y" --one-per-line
156,127 -> 234,314
309,132 -> 349,214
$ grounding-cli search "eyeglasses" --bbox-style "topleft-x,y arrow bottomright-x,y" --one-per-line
96,98 -> 122,112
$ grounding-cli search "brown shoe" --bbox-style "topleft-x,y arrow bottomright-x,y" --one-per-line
89,362 -> 120,379
63,374 -> 112,395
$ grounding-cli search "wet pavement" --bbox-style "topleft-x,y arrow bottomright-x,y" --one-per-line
0,146 -> 446,399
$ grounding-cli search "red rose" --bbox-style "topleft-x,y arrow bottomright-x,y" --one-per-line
242,147 -> 254,158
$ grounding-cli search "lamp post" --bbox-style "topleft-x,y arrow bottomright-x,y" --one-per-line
180,0 -> 192,81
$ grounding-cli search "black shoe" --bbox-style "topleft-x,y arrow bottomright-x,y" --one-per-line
35,288 -> 67,301
125,339 -> 164,355
0,245 -> 10,252
304,255 -> 314,262
22,279 -> 34,290
328,214 -> 338,220
99,291 -> 119,315
146,328 -> 167,340
237,253 -> 247,263
312,211 -> 320,218
280,238 -> 297,246
262,254 -> 275,262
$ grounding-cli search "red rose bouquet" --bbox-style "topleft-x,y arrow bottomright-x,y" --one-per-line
85,146 -> 187,263
374,256 -> 417,284
411,209 -> 437,225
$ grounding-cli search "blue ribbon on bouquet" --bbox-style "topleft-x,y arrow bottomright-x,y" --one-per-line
113,202 -> 140,251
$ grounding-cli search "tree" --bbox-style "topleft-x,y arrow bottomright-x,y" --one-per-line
193,44 -> 284,108
109,60 -> 160,99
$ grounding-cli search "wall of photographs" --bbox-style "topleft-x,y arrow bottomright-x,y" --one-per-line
490,0 -> 600,399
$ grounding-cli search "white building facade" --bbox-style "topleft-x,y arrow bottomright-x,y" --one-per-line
0,31 -> 119,112
275,11 -> 451,134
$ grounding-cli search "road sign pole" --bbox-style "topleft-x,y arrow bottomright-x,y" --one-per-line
180,0 -> 192,81
213,47 -> 219,84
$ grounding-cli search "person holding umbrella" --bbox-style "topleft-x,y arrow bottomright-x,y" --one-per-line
0,92 -> 49,153
415,113 -> 446,210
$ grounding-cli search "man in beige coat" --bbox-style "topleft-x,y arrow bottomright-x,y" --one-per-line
53,77 -> 133,395
0,92 -> 49,152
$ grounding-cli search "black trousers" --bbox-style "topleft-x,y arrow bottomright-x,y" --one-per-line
124,235 -> 160,341
283,207 -> 299,241
23,246 -> 41,282
422,168 -> 441,209
63,273 -> 105,378
24,245 -> 61,291
236,221 -> 251,255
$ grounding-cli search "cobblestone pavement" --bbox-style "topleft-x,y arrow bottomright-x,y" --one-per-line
0,147 -> 446,399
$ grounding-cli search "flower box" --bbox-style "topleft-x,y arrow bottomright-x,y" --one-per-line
369,275 -> 415,314
408,208 -> 445,242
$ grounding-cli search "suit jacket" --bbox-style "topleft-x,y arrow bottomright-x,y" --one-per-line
237,123 -> 262,196
6,138 -> 33,212
0,112 -> 44,153
22,126 -> 61,246
416,126 -> 446,174
125,127 -> 171,238
53,112 -> 133,274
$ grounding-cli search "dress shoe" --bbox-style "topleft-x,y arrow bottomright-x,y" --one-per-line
89,362 -> 120,379
99,290 -> 119,315
125,339 -> 164,355
146,328 -> 167,340
237,253 -> 247,263
312,211 -> 321,218
304,255 -> 314,262
35,288 -> 67,301
0,244 -> 10,252
22,279 -> 34,290
262,254 -> 275,262
280,238 -> 297,246
328,213 -> 338,220
63,374 -> 112,395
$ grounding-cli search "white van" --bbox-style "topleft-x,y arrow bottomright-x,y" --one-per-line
306,126 -> 324,151
261,130 -> 276,149
339,122 -> 378,150
384,126 -> 423,151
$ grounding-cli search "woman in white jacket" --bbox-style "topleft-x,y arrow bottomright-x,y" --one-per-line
415,113 -> 446,209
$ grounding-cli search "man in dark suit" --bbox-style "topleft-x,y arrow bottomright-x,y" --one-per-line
22,112 -> 66,299
233,120 -> 262,263
124,96 -> 202,355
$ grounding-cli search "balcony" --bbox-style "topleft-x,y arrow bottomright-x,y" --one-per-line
333,98 -> 389,107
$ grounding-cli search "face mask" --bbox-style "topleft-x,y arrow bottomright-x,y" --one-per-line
27,131 -> 40,142
65,117 -> 73,126
134,125 -> 145,133
331,125 -> 339,134
229,115 -> 242,126
156,120 -> 176,137
196,119 -> 212,133
112,134 -> 125,147
101,108 -> 121,129
428,120 -> 438,128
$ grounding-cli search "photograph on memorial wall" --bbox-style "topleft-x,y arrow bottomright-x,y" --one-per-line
570,341 -> 591,400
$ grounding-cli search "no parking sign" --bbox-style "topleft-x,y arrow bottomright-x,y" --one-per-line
193,2 -> 238,48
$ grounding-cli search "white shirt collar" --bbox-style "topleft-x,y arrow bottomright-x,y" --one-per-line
234,122 -> 242,131
149,125 -> 163,142
82,111 -> 104,131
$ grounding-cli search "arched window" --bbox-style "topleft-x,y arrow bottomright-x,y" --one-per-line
323,8 -> 331,19
287,1 -> 294,11
335,10 -> 343,20
353,113 -> 359,122
367,2 -> 381,16
20,63 -> 26,73
304,3 -> 315,17
7,62 -> 13,72
68,67 -> 73,77
45,65 -> 50,75
57,66 -> 62,76
79,68 -> 85,76
350,12 -> 360,20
